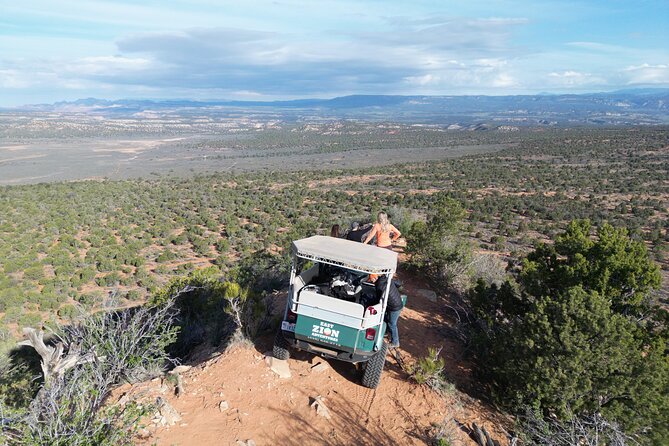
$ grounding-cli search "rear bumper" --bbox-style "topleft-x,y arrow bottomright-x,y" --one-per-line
281,330 -> 378,363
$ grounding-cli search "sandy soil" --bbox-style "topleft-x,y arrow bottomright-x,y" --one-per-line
0,138 -> 506,186
115,266 -> 512,446
306,174 -> 393,188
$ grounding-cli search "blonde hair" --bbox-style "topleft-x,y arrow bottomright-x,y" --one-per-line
377,212 -> 390,233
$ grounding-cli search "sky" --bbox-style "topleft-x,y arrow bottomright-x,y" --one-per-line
0,0 -> 668,105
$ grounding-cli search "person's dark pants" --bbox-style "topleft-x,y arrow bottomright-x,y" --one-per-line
386,308 -> 402,347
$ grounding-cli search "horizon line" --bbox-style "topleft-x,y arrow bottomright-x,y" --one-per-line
4,87 -> 669,109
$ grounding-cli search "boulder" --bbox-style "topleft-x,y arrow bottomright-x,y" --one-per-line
170,365 -> 192,375
265,356 -> 291,379
417,289 -> 438,302
154,397 -> 181,426
310,395 -> 332,419
310,362 -> 329,373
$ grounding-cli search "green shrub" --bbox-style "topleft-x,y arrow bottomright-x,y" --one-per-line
23,265 -> 44,281
174,262 -> 194,274
0,356 -> 39,414
469,220 -> 667,445
57,304 -> 77,320
191,238 -> 212,256
156,249 -> 176,263
120,274 -> 136,286
151,268 -> 263,358
410,347 -> 452,395
2,307 -> 22,324
75,293 -> 102,308
17,312 -> 42,328
215,238 -> 230,254
386,205 -> 417,236
125,289 -> 143,301
155,264 -> 170,274
406,195 -> 477,291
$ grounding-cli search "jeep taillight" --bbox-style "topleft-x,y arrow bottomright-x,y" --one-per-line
365,328 -> 376,341
366,306 -> 377,315
287,310 -> 297,323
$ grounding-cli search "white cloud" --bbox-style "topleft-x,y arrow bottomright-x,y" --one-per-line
0,69 -> 32,88
492,73 -> 516,87
475,58 -> 508,69
623,63 -> 669,84
566,41 -> 628,53
231,90 -> 264,97
65,56 -> 154,76
547,70 -> 606,86
2,5 -> 669,103
404,74 -> 441,86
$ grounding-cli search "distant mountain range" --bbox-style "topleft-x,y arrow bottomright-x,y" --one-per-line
6,89 -> 669,126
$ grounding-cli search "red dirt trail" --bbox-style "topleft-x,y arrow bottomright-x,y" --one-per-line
119,268 -> 512,446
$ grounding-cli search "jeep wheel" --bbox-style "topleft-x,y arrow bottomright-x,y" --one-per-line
361,342 -> 388,389
273,329 -> 291,360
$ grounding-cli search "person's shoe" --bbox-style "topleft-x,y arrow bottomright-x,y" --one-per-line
388,342 -> 400,349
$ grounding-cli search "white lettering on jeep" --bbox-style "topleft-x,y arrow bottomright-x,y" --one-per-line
311,321 -> 340,343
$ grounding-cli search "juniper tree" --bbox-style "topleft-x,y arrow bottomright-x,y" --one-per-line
469,220 -> 667,445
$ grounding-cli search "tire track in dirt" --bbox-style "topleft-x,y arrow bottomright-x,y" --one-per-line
352,380 -> 377,425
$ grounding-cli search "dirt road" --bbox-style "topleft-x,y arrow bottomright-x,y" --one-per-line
124,269 -> 511,445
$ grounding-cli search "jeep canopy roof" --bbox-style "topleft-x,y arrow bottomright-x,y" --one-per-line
292,235 -> 398,274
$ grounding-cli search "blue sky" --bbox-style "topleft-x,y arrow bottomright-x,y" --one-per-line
0,0 -> 668,105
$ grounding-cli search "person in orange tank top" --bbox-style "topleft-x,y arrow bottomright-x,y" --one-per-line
363,212 -> 401,250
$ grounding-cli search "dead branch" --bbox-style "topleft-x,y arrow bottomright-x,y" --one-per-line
17,328 -> 98,384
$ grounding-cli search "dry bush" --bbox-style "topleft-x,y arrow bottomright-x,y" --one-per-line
1,297 -> 179,445
437,245 -> 508,293
429,416 -> 458,446
519,408 -> 638,446
387,205 -> 420,235
469,253 -> 507,287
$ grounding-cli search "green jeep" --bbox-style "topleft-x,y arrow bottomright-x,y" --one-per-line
273,235 -> 401,388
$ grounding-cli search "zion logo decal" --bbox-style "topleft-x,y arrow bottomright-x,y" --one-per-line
311,322 -> 340,343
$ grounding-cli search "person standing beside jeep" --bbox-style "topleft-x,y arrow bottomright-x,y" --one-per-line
363,212 -> 401,250
374,274 -> 404,348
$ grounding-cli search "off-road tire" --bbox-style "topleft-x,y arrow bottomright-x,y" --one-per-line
361,342 -> 388,389
273,329 -> 291,360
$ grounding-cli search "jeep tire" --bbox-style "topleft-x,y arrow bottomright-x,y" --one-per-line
273,329 -> 291,360
361,342 -> 388,389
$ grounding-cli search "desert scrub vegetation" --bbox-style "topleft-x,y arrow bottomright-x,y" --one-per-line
409,347 -> 454,395
151,266 -> 276,359
468,220 -> 667,445
0,127 -> 667,335
0,296 -> 179,445
0,125 -> 665,442
406,194 -> 507,292
428,416 -> 458,446
517,408 -> 638,446
0,265 -> 272,445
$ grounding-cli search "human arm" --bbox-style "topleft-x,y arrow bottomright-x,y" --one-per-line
390,225 -> 401,241
363,224 -> 378,244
